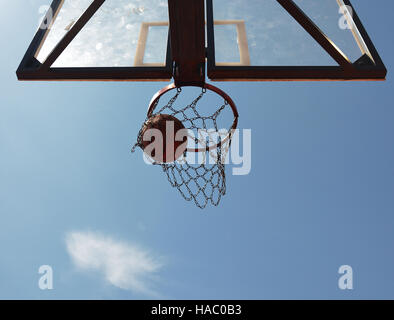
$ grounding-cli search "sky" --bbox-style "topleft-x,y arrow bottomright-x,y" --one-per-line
0,0 -> 394,299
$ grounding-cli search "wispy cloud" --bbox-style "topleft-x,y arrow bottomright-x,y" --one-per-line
65,231 -> 163,297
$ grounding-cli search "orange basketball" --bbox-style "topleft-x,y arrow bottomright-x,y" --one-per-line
140,114 -> 187,163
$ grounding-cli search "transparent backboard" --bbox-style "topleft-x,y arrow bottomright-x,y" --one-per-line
36,0 -> 169,67
207,0 -> 386,81
17,0 -> 386,81
212,0 -> 370,66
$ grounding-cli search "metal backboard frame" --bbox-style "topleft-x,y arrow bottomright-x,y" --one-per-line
206,0 -> 387,81
17,0 -> 172,81
17,0 -> 386,82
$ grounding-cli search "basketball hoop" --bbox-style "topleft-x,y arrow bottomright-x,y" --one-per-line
17,0 -> 387,210
131,83 -> 239,209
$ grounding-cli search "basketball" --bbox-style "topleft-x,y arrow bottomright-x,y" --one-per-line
140,114 -> 188,163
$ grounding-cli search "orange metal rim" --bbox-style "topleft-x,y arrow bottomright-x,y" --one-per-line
147,83 -> 239,153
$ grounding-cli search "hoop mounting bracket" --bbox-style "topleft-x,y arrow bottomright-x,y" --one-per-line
168,0 -> 206,87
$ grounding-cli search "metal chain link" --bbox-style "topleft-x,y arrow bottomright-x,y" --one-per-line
131,87 -> 234,209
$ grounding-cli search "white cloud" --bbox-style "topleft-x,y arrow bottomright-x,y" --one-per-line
65,231 -> 163,296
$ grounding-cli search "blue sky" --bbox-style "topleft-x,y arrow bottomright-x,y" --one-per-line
0,0 -> 393,299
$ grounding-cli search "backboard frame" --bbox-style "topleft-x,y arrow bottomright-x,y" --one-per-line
206,0 -> 387,81
17,0 -> 386,82
16,0 -> 173,81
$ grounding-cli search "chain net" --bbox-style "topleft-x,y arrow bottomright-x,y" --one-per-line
131,88 -> 234,209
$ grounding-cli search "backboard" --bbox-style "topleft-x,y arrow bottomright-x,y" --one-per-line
207,0 -> 386,81
17,0 -> 386,82
17,0 -> 172,81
